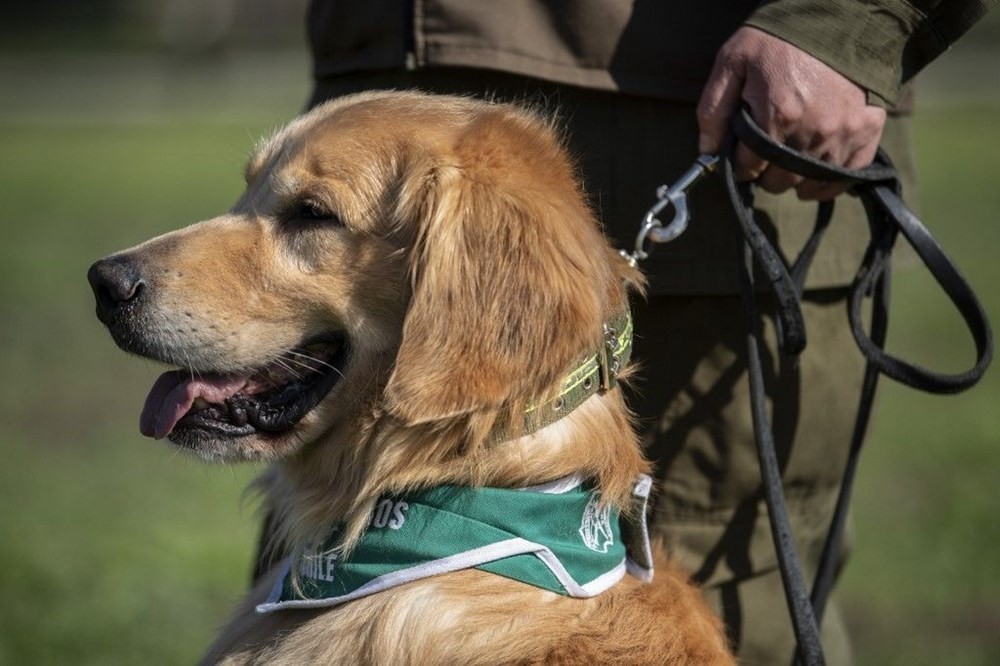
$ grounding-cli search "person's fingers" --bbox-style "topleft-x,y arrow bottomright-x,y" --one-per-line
696,50 -> 746,154
757,165 -> 805,194
844,112 -> 884,169
794,144 -> 846,200
734,142 -> 768,182
796,180 -> 847,201
796,119 -> 884,200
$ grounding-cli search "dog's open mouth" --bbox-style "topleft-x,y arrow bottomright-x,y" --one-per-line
140,335 -> 349,441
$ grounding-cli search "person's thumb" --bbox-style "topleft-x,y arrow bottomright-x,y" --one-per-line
696,51 -> 745,154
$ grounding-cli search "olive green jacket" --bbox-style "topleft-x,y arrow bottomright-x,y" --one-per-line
306,0 -> 989,293
309,0 -> 992,106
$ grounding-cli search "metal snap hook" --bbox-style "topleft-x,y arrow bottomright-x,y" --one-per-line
622,154 -> 719,266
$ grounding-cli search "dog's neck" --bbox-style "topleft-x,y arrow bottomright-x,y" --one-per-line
260,314 -> 649,565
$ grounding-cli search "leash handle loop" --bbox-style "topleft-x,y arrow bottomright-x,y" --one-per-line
732,106 -> 993,391
849,185 -> 994,393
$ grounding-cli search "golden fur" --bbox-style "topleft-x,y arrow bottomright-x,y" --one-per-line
100,91 -> 733,664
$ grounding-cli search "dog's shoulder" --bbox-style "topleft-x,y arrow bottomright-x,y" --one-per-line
202,557 -> 732,665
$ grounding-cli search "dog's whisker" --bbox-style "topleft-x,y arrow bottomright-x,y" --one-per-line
183,351 -> 197,379
286,350 -> 343,372
166,444 -> 185,463
270,358 -> 307,381
284,356 -> 345,382
282,353 -> 331,373
284,351 -> 346,381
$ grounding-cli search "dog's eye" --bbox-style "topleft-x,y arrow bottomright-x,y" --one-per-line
288,201 -> 341,226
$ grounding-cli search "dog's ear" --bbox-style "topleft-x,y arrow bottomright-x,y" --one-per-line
385,109 -> 624,425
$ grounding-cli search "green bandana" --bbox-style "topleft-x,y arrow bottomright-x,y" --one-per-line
257,475 -> 653,613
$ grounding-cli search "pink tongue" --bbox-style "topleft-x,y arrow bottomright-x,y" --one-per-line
140,370 -> 250,439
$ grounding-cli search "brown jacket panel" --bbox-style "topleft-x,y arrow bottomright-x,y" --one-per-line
416,0 -> 753,102
309,0 -> 990,104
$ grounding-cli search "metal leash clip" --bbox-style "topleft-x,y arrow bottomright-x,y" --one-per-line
621,153 -> 719,267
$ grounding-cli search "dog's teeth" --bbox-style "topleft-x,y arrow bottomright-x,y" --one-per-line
192,397 -> 211,410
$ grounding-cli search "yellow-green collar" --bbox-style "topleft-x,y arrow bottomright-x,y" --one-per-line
494,311 -> 632,442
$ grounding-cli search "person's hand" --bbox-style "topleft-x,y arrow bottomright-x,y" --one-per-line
696,27 -> 887,201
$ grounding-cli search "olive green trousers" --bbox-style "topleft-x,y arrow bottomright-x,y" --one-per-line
631,290 -> 860,664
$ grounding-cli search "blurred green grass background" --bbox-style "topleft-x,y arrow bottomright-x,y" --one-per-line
1,8 -> 998,664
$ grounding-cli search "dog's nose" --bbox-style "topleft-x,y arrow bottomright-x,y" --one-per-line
88,256 -> 145,324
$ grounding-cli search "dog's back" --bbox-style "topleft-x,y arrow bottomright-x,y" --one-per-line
204,553 -> 729,664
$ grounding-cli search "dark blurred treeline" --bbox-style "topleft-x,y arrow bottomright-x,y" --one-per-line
0,0 -> 309,52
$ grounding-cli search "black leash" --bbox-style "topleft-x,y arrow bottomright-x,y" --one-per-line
627,107 -> 993,665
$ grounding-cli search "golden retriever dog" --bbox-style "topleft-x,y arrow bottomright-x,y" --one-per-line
88,91 -> 732,664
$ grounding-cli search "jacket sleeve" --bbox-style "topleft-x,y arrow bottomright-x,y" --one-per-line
745,0 -> 994,106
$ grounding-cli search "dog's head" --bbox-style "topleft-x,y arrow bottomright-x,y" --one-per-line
88,91 -> 639,468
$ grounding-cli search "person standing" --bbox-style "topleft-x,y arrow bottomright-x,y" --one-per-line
255,2 -> 992,662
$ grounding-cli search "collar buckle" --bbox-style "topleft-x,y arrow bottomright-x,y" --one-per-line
599,323 -> 622,391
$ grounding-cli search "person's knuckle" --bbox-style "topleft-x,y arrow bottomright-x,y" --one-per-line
717,46 -> 744,70
814,115 -> 841,140
771,101 -> 802,131
842,117 -> 870,144
842,112 -> 863,133
864,107 -> 888,129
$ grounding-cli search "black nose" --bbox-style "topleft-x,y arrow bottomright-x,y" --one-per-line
88,256 -> 145,324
